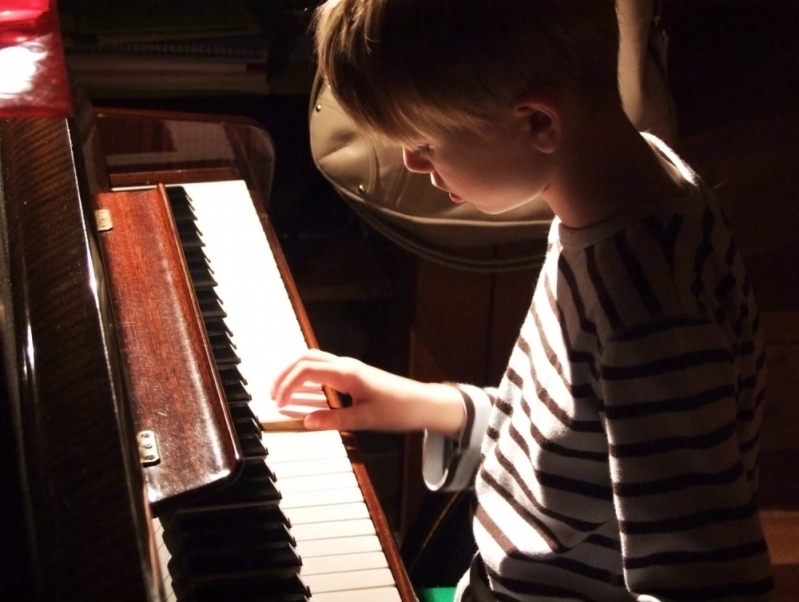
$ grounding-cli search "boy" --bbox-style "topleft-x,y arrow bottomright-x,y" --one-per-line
271,0 -> 774,599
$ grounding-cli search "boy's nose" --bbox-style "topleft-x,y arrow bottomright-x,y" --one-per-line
402,147 -> 433,173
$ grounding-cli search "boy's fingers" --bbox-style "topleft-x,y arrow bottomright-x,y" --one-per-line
274,354 -> 362,407
304,408 -> 346,431
270,349 -> 334,397
303,404 -> 379,432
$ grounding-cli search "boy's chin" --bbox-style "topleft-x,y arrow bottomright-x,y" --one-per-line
472,197 -> 542,216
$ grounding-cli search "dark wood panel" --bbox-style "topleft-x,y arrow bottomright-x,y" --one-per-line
0,117 -> 160,601
95,186 -> 241,511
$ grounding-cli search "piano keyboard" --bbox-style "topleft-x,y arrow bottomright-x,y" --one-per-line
149,180 -> 403,602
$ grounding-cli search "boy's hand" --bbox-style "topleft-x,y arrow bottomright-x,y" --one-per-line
270,349 -> 465,438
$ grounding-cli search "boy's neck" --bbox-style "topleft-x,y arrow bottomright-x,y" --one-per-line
546,101 -> 687,230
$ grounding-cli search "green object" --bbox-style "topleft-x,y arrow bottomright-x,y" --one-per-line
417,587 -> 457,602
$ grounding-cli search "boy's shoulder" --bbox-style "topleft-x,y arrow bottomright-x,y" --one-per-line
552,177 -> 724,334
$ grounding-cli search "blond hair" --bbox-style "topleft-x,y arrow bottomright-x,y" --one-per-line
314,0 -> 619,142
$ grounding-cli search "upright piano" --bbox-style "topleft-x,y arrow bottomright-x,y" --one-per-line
0,95 -> 415,601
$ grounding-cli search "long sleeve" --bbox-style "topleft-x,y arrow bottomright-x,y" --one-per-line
422,383 -> 496,492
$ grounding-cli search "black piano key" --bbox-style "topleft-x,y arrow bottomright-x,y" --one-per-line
182,251 -> 217,289
172,501 -> 290,533
191,272 -> 219,291
211,343 -> 240,365
203,318 -> 232,338
223,382 -> 252,402
199,298 -> 228,319
166,185 -> 194,206
184,253 -> 214,276
233,415 -> 261,435
182,521 -> 295,551
182,246 -> 206,264
178,540 -> 301,575
171,211 -> 196,226
233,417 -> 266,459
177,572 -> 310,602
207,330 -> 234,349
227,401 -> 258,424
238,436 -> 266,460
189,272 -> 218,290
165,524 -> 297,575
177,219 -> 203,240
195,287 -> 221,307
179,226 -> 204,250
167,199 -> 197,225
193,460 -> 279,507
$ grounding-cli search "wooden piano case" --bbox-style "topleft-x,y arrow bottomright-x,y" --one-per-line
0,99 -> 414,601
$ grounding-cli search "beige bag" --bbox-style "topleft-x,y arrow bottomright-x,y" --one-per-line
309,0 -> 675,272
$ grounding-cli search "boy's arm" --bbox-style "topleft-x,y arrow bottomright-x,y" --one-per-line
600,316 -> 773,599
271,348 -> 465,437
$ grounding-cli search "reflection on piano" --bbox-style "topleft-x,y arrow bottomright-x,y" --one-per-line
0,100 -> 415,601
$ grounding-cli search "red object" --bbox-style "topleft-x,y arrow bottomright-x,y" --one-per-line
0,0 -> 49,24
0,0 -> 72,118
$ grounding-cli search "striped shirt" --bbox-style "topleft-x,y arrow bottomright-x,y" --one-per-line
423,140 -> 774,601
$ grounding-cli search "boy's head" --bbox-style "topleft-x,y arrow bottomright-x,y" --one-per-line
314,0 -> 620,143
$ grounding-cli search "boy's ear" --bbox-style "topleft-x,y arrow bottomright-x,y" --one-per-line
514,95 -> 561,154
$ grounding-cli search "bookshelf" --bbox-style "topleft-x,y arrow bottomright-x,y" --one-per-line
58,0 -> 320,97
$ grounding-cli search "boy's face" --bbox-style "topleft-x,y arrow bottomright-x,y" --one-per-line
401,111 -> 554,215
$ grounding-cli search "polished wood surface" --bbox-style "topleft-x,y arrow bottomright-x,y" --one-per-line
94,107 -> 276,209
0,117 -> 160,601
95,185 -> 241,511
98,106 -> 417,601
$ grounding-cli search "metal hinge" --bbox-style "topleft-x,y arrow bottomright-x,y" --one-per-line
137,430 -> 161,466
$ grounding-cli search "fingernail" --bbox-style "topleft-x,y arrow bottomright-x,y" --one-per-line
304,413 -> 319,429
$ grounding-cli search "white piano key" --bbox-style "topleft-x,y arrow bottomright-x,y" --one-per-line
311,587 -> 402,602
291,518 -> 377,541
287,501 -> 370,525
182,182 -> 308,387
280,486 -> 365,509
262,428 -> 344,450
296,534 -> 383,558
296,380 -> 327,393
288,391 -> 329,404
276,471 -> 359,494
265,441 -> 348,463
269,457 -> 354,479
303,568 -> 396,594
152,517 -> 176,602
301,551 -> 388,576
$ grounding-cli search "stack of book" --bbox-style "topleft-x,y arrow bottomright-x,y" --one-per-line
59,0 -> 293,97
